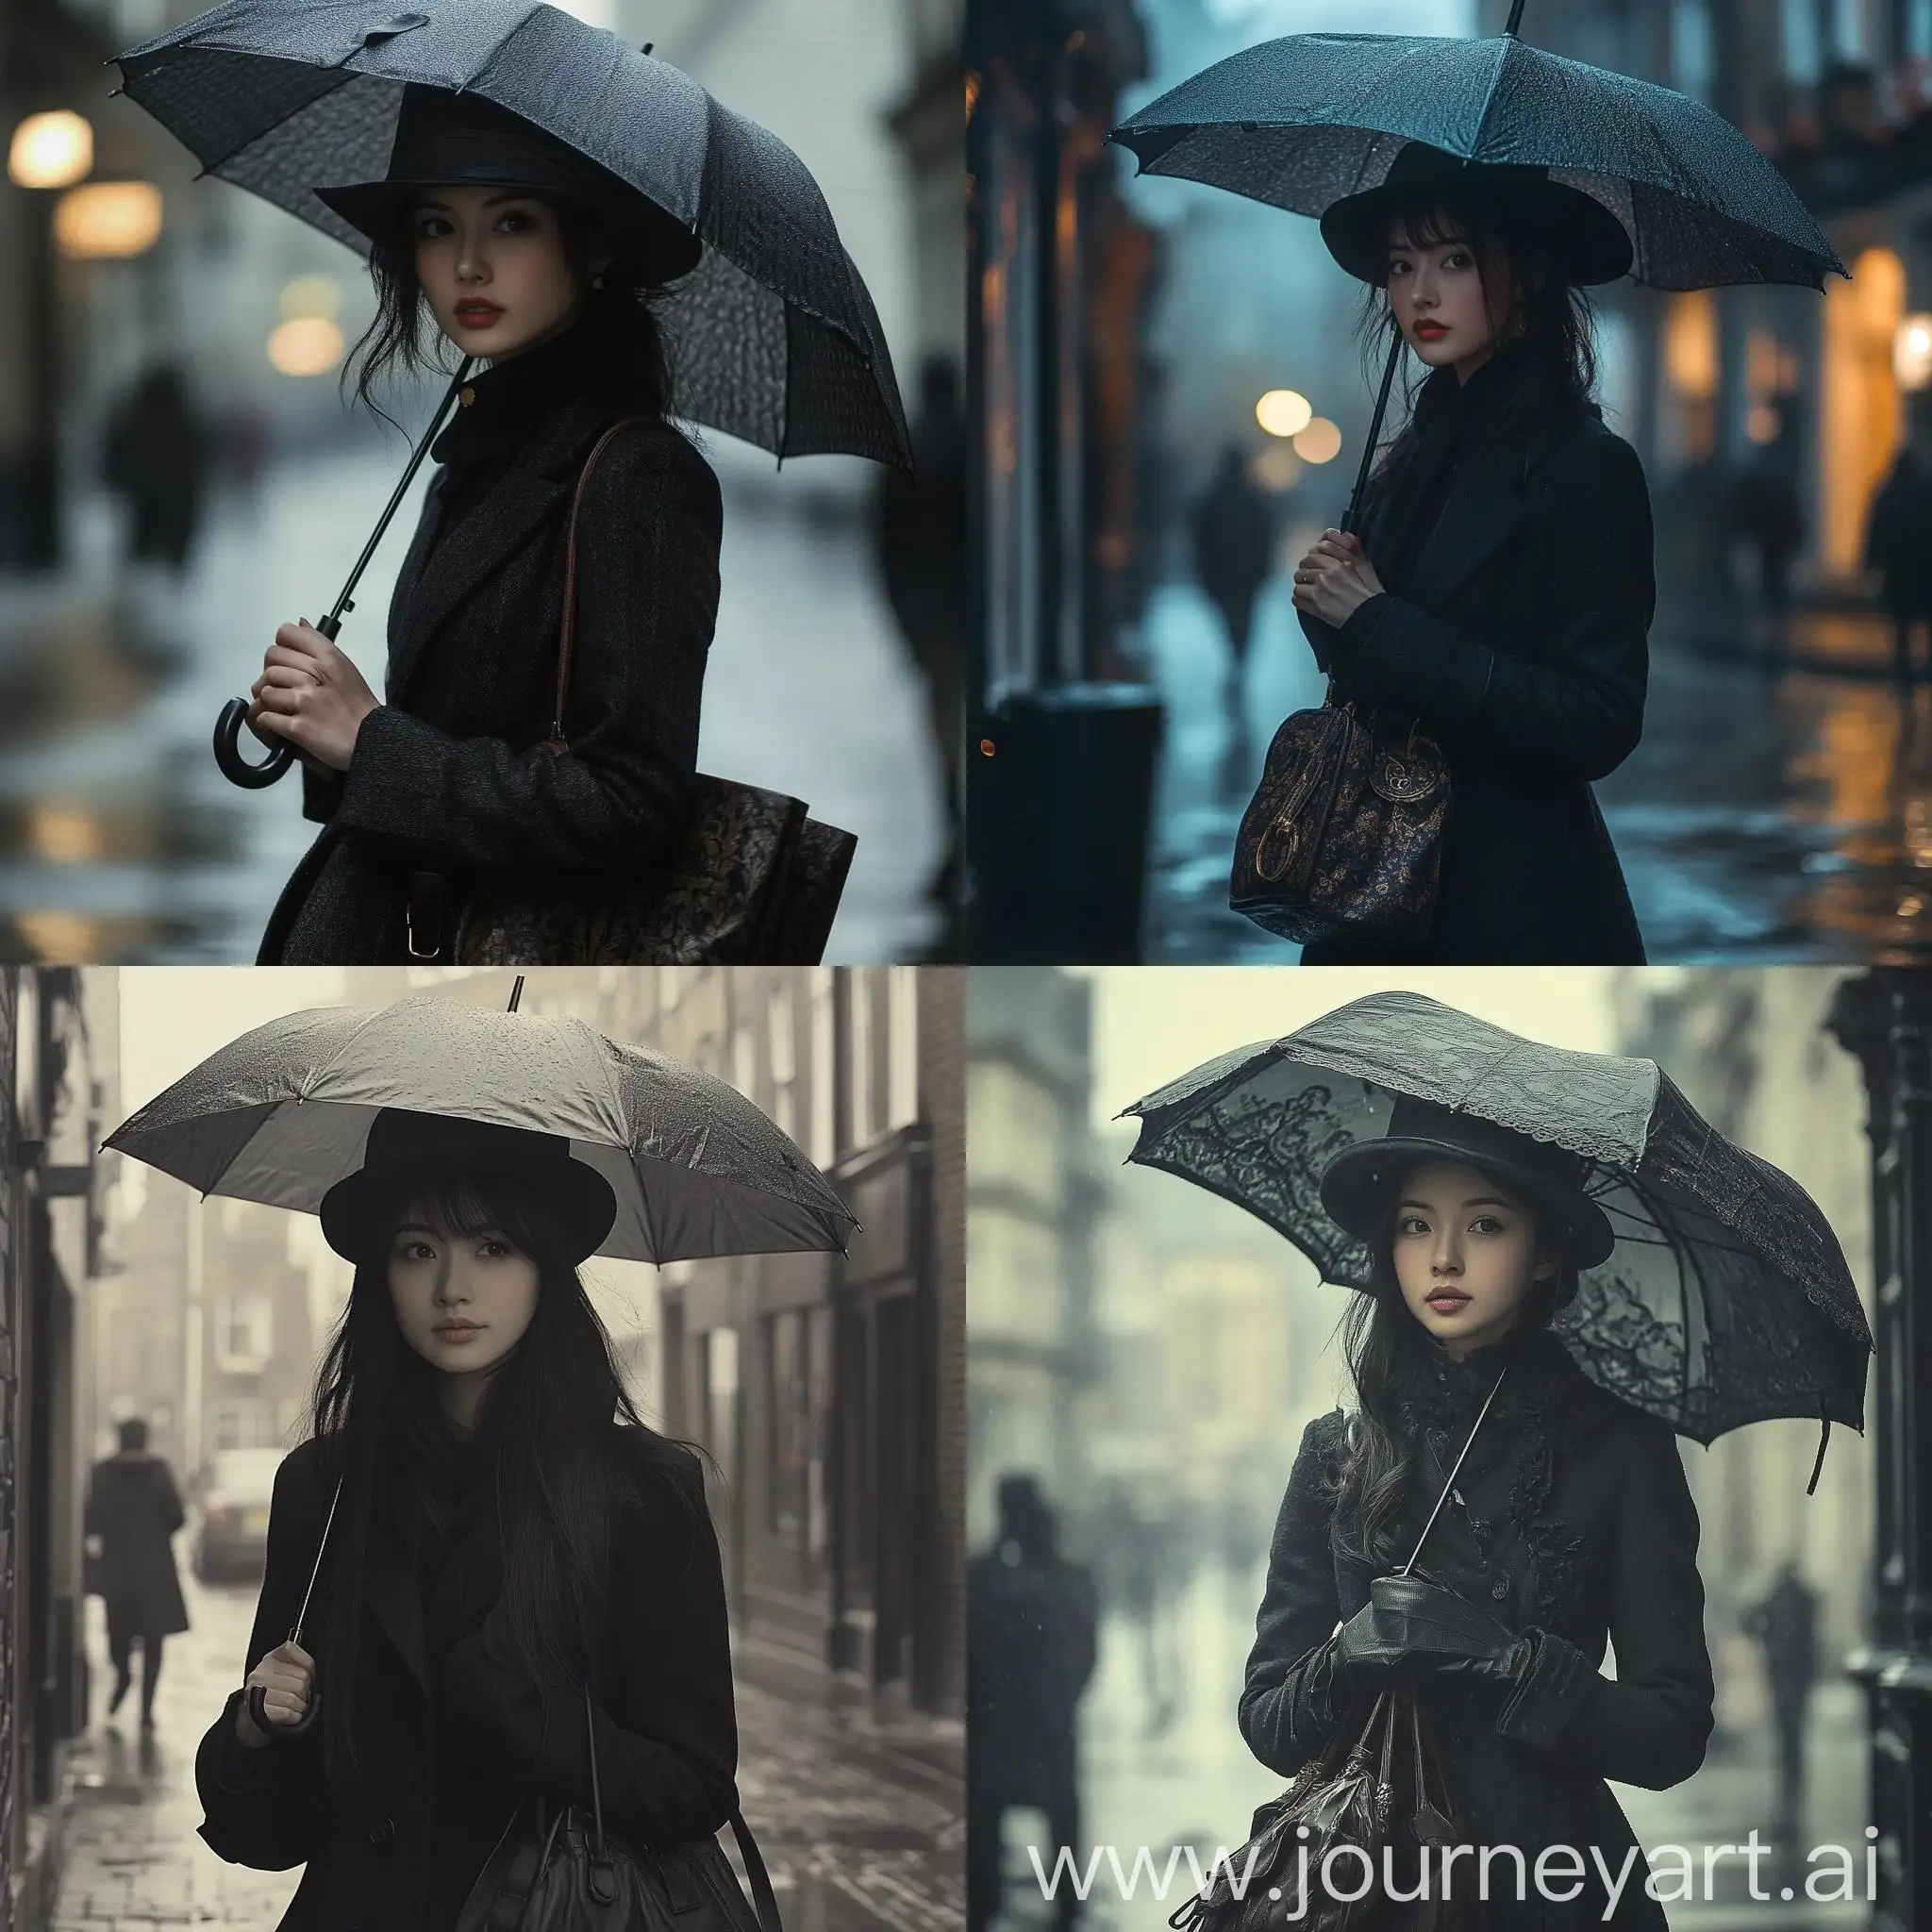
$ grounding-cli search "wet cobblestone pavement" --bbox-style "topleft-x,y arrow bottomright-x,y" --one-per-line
45,1571 -> 961,1931
1140,576 -> 1932,965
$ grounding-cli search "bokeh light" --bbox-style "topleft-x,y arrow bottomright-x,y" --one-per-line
1256,389 -> 1313,439
53,183 -> 161,258
280,275 -> 342,323
8,111 -> 92,190
268,316 -> 345,376
1895,313 -> 1932,391
1294,417 -> 1343,464
1249,444 -> 1304,492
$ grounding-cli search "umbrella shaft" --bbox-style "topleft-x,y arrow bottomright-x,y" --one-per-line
1341,331 -> 1406,538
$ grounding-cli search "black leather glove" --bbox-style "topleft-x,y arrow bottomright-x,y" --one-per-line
1335,1597 -> 1408,1675
1367,1574 -> 1534,1685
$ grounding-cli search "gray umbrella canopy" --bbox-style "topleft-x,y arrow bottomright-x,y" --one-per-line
104,995 -> 854,1263
1111,32 -> 1846,291
1122,991 -> 1872,1444
113,0 -> 909,466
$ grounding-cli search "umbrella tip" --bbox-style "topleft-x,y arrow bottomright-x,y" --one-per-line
641,41 -> 654,54
508,974 -> 525,1014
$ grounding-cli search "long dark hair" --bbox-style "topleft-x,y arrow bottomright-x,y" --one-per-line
340,194 -> 675,436
1329,1179 -> 1573,1575
300,1169 -> 699,1790
1355,184 -> 1601,519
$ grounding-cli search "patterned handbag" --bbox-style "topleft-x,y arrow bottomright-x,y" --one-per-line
452,419 -> 857,966
1228,687 -> 1448,949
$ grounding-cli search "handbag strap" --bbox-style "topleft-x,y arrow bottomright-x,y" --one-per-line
1398,1364 -> 1508,1577
548,414 -> 660,746
578,1687 -> 783,1932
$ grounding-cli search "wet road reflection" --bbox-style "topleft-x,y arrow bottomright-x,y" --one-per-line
1140,575 -> 1932,963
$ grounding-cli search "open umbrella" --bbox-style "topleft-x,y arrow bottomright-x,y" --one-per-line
1121,991 -> 1873,1471
111,0 -> 910,785
104,991 -> 855,1262
1108,4 -> 1845,531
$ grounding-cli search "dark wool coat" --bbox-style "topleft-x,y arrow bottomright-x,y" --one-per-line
1299,347 -> 1652,965
1241,1327 -> 1713,1932
194,1430 -> 738,1932
84,1451 -> 190,1637
259,362 -> 721,964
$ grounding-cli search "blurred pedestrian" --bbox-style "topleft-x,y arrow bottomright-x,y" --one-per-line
100,362 -> 214,577
1288,149 -> 1650,963
195,1117 -> 741,1931
968,1474 -> 1099,1932
1191,446 -> 1275,727
84,1417 -> 190,1731
250,86 -> 721,965
1865,428 -> 1932,684
1733,452 -> 1803,619
875,356 -> 965,914
1742,1559 -> 1820,1850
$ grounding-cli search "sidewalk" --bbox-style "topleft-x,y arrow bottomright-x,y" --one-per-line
42,1574 -> 961,1932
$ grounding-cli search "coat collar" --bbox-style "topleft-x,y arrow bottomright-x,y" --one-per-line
387,389 -> 618,705
1373,348 -> 1600,614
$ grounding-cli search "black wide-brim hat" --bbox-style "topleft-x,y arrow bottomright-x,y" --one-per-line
319,1108 -> 618,1265
314,84 -> 702,283
1321,142 -> 1633,288
1320,1093 -> 1616,1279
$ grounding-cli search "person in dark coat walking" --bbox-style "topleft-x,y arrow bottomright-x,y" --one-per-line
84,1417 -> 191,1729
1241,1103 -> 1714,1930
194,1115 -> 738,1932
967,1474 -> 1099,1932
1292,151 -> 1650,963
245,87 -> 718,964
1191,446 -> 1276,725
101,364 -> 214,576
1742,1559 -> 1820,1850
1864,431 -> 1932,684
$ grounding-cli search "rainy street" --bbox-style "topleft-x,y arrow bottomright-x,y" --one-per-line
50,1559 -> 964,1932
0,439 -> 947,965
1140,570 -> 1932,965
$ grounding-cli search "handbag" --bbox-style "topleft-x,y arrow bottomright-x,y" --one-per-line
446,417 -> 857,966
1168,1371 -> 1509,1932
455,1688 -> 782,1932
1228,683 -> 1448,949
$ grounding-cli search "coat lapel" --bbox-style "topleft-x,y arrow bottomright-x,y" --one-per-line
1400,404 -> 1592,615
387,391 -> 614,706
362,1508 -> 429,1700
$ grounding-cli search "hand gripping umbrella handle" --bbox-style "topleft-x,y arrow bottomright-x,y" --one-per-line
244,1473 -> 341,1740
212,360 -> 475,790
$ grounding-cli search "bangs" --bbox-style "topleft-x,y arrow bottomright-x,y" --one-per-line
1386,196 -> 1474,257
383,1170 -> 559,1258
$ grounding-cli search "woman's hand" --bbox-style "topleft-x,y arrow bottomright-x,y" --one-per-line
235,1640 -> 315,1748
1291,529 -> 1385,628
247,622 -> 380,774
1368,1574 -> 1532,1683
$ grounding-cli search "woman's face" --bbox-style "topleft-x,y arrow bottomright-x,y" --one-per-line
1390,1159 -> 1557,1357
411,186 -> 607,363
1386,214 -> 1513,382
386,1194 -> 541,1394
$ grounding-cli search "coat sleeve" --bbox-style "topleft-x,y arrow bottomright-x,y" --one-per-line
1327,431 -> 1652,783
194,1447 -> 333,1870
327,425 -> 719,876
1491,1414 -> 1714,1789
158,1463 -> 186,1538
1239,1411 -> 1357,1778
436,1446 -> 739,1846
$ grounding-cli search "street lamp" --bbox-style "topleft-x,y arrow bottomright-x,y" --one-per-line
8,111 -> 92,191
1895,314 -> 1932,392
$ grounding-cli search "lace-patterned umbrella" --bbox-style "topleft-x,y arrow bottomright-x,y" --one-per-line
1122,991 -> 1872,1465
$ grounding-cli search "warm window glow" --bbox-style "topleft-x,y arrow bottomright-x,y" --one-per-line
8,111 -> 92,189
268,316 -> 345,375
1257,389 -> 1313,439
53,182 -> 161,258
1293,417 -> 1343,464
1665,290 -> 1719,398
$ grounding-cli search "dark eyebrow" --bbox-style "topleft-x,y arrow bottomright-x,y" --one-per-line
414,192 -> 538,213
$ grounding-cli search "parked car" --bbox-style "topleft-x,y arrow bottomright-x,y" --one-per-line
193,1447 -> 285,1582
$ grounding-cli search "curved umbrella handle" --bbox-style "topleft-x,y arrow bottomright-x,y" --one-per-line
214,699 -> 295,788
246,1680 -> 321,1738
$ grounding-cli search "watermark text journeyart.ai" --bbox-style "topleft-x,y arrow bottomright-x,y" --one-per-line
1026,1827 -> 1883,1922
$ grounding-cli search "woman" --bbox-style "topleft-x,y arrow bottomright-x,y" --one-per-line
1290,143 -> 1651,964
1242,1095 -> 1713,1929
193,1109 -> 737,1932
249,84 -> 718,965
